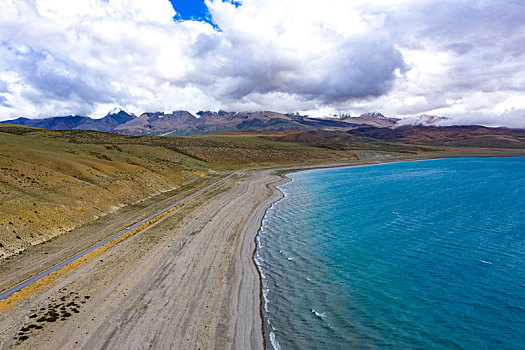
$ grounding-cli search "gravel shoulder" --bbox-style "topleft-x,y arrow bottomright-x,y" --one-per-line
0,176 -> 216,293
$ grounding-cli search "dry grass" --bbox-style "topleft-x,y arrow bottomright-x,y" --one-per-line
0,125 -> 393,258
0,126 -> 217,258
3,124 -> 513,258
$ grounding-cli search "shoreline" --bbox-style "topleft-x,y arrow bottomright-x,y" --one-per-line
249,154 -> 525,349
250,175 -> 291,350
250,159 -> 436,350
248,156 -> 525,349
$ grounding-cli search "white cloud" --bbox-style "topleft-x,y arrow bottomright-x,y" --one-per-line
0,0 -> 523,128
0,0 -> 406,119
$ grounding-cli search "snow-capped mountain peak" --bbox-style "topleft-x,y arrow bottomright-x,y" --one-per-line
108,107 -> 124,115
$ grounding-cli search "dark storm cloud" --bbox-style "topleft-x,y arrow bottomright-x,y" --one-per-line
188,29 -> 406,105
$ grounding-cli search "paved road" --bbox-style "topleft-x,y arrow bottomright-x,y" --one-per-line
0,172 -> 236,302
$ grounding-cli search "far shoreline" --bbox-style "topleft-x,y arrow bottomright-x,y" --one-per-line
270,153 -> 525,178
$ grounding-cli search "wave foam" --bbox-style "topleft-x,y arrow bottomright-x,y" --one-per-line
311,309 -> 327,319
478,260 -> 492,265
270,332 -> 281,350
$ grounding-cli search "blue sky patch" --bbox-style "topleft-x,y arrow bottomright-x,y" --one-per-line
169,0 -> 210,22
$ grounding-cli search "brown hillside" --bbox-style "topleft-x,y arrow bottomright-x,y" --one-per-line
0,125 -> 213,258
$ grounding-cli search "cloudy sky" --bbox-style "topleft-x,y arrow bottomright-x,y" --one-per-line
0,0 -> 524,127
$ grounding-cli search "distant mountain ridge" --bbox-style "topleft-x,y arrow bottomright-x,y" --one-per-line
6,109 -> 521,142
2,110 -> 525,149
4,110 -> 135,132
328,112 -> 400,128
0,109 -> 415,136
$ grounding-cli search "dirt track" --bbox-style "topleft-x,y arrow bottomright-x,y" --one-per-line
0,170 -> 284,349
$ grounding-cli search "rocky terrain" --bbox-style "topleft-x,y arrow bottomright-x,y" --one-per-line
5,108 -> 524,147
1,110 -> 410,136
4,110 -> 135,133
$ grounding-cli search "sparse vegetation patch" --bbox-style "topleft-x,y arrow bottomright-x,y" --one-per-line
15,288 -> 87,342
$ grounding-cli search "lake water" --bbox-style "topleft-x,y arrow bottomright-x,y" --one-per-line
255,157 -> 525,349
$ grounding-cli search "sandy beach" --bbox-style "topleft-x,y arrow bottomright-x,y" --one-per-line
0,169 -> 287,349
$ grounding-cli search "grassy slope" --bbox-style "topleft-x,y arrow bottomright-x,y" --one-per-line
1,125 -> 416,257
0,126 -> 352,257
1,124 -> 523,258
25,129 -> 359,165
0,125 -> 216,257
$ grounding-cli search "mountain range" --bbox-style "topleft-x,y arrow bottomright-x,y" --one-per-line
2,109 -> 135,133
1,110 -> 405,136
2,110 -> 525,149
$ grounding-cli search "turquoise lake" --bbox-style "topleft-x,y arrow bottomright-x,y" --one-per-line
255,157 -> 525,349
